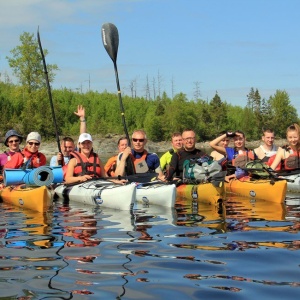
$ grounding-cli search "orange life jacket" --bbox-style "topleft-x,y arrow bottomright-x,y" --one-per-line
71,151 -> 102,177
130,151 -> 148,173
104,155 -> 118,177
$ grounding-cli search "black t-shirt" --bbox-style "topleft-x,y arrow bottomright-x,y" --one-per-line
166,148 -> 206,181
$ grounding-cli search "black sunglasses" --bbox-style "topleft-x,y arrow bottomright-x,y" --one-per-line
132,138 -> 145,142
8,139 -> 20,143
28,141 -> 40,146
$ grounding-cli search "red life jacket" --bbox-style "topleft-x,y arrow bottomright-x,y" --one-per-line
4,148 -> 46,169
71,151 -> 102,177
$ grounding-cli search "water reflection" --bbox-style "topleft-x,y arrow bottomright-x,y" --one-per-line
0,195 -> 299,299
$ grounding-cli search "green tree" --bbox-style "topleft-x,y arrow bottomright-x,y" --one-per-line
268,90 -> 298,137
6,32 -> 59,136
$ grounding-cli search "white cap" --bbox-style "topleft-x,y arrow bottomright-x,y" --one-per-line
26,132 -> 41,143
78,133 -> 93,143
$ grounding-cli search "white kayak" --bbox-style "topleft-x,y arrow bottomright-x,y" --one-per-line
53,179 -> 177,210
135,181 -> 177,207
53,180 -> 136,210
279,172 -> 300,193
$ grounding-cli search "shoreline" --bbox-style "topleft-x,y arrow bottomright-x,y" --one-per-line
0,135 -> 287,160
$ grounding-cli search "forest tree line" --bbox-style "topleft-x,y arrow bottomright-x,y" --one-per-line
0,32 -> 299,142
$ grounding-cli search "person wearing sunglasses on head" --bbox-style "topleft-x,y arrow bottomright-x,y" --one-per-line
114,129 -> 165,181
0,129 -> 23,173
5,132 -> 46,169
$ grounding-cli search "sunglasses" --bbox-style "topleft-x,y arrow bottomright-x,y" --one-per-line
8,139 -> 20,143
28,141 -> 40,146
132,138 -> 145,142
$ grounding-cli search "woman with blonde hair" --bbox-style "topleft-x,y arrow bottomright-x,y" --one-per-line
270,123 -> 300,171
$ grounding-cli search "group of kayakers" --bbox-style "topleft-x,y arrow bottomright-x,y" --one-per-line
1,103 -> 300,185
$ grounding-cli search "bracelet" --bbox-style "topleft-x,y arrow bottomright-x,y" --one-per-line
80,118 -> 86,122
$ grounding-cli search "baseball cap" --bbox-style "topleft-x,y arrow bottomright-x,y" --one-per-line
78,133 -> 93,143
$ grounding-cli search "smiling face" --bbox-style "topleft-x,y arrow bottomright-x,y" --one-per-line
262,131 -> 275,147
7,135 -> 21,152
182,130 -> 196,151
79,140 -> 93,156
26,140 -> 40,153
61,140 -> 75,156
118,138 -> 128,152
233,132 -> 246,150
171,135 -> 183,150
287,130 -> 300,148
132,131 -> 147,152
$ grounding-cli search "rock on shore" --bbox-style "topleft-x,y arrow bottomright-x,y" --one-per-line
0,134 -> 287,160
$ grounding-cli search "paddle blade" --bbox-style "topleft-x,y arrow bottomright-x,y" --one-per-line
101,23 -> 119,63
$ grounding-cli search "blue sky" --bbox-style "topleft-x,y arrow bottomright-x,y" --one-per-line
1,0 -> 300,114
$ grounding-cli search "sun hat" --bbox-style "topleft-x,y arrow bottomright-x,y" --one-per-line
26,132 -> 41,143
78,133 -> 93,143
4,129 -> 23,146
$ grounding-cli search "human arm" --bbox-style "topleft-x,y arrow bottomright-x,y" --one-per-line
165,152 -> 179,181
270,148 -> 284,170
74,105 -> 86,134
114,147 -> 132,176
209,133 -> 227,156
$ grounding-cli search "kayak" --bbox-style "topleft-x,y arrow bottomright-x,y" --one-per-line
135,181 -> 176,207
54,180 -> 136,210
279,172 -> 300,193
224,177 -> 287,203
0,185 -> 52,213
176,182 -> 225,204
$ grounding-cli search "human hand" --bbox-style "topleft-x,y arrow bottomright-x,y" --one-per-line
121,147 -> 132,161
74,105 -> 85,119
80,175 -> 92,182
57,152 -> 63,162
226,131 -> 236,138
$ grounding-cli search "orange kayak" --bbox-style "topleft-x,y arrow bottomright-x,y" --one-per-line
0,185 -> 52,213
225,178 -> 287,203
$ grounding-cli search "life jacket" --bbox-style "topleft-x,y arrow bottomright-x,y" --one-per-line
231,149 -> 255,168
130,150 -> 149,173
104,155 -> 118,177
71,151 -> 102,177
4,148 -> 46,169
281,146 -> 300,171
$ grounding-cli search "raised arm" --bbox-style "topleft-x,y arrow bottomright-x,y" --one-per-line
209,133 -> 228,156
74,105 -> 87,134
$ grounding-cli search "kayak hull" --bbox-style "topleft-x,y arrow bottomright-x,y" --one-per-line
0,185 -> 52,213
225,178 -> 287,203
176,182 -> 224,204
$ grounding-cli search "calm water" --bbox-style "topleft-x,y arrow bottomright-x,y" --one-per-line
0,193 -> 299,299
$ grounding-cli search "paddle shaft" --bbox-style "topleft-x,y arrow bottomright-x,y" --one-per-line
37,28 -> 62,164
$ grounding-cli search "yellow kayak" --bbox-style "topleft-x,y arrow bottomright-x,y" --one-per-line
176,182 -> 225,204
0,185 -> 52,213
225,178 -> 287,203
